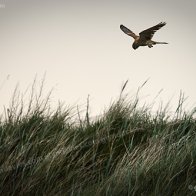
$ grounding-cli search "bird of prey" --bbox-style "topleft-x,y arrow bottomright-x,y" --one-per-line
120,22 -> 168,50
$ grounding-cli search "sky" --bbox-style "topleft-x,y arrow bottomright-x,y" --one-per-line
1,0 -> 196,117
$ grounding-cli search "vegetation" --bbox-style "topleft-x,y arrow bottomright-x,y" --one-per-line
0,80 -> 195,196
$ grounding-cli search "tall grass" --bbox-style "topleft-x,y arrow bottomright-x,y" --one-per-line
0,80 -> 195,196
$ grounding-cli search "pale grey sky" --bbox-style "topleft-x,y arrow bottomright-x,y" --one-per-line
1,0 -> 196,116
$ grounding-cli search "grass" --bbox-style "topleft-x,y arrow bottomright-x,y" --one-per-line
0,80 -> 195,196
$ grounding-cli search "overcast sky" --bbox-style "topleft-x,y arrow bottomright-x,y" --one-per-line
1,0 -> 196,116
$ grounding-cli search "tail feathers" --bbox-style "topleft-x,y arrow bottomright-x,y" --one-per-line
155,41 -> 168,44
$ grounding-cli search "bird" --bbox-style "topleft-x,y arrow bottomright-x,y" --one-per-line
120,22 -> 168,50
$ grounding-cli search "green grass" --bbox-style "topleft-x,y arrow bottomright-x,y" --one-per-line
0,81 -> 196,196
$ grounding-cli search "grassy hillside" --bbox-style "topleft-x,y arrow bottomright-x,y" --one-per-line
0,83 -> 196,196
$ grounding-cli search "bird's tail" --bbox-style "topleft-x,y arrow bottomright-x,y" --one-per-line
154,41 -> 168,44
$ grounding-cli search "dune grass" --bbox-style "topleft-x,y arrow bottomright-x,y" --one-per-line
0,81 -> 195,196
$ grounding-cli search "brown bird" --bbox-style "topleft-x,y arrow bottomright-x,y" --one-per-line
120,22 -> 168,50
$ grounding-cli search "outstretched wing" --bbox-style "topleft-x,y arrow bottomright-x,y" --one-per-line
139,22 -> 166,40
120,25 -> 137,39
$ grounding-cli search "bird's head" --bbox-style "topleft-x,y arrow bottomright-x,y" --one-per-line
132,43 -> 139,50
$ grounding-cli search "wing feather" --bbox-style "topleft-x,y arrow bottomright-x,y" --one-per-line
120,25 -> 137,39
139,22 -> 166,40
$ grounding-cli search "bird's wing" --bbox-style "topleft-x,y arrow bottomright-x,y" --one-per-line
120,25 -> 137,39
139,22 -> 166,40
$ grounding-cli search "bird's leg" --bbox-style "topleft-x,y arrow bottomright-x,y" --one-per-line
147,40 -> 154,48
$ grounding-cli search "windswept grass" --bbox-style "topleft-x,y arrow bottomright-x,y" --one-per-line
0,81 -> 195,196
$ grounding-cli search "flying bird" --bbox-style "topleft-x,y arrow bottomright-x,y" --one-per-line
120,22 -> 168,50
